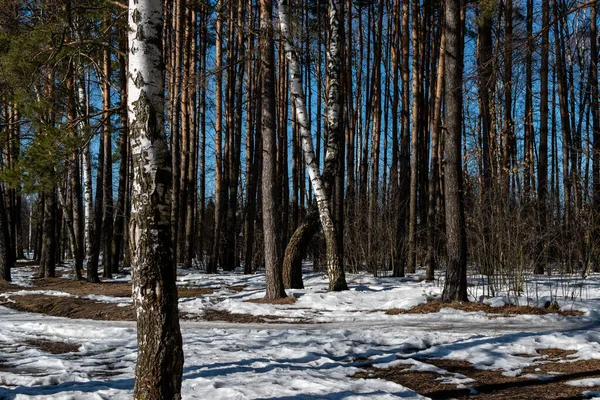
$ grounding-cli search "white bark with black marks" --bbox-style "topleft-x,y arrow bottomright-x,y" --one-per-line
128,0 -> 184,398
278,0 -> 347,291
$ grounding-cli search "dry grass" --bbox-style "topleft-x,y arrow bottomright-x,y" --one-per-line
244,296 -> 297,305
386,301 -> 584,317
0,277 -> 214,298
0,294 -> 136,321
24,339 -> 81,354
355,353 -> 600,399
201,309 -> 285,323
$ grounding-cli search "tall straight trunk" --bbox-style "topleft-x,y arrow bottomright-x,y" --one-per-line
102,25 -> 114,278
178,3 -> 191,266
278,0 -> 348,292
210,0 -> 224,274
87,124 -> 103,283
426,22 -> 445,282
112,30 -> 129,271
477,5 -> 493,197
502,0 -> 513,200
80,80 -> 93,261
407,0 -> 419,274
127,0 -> 184,397
183,6 -> 198,269
345,0 -> 355,266
222,0 -> 234,271
368,0 -> 384,273
553,0 -> 571,227
0,187 -> 13,281
277,38 -> 289,253
441,0 -> 467,302
35,196 -> 43,263
324,0 -> 349,290
395,0 -> 411,277
261,0 -> 286,300
197,5 -> 208,260
170,0 -> 185,263
39,191 -> 57,279
591,4 -> 600,210
537,0 -> 549,274
65,58 -> 83,279
226,0 -> 246,271
523,0 -> 534,201
244,1 -> 258,274
390,0 -> 401,276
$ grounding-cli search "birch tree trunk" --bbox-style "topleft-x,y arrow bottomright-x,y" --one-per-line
79,80 -> 93,262
127,0 -> 184,397
278,0 -> 348,291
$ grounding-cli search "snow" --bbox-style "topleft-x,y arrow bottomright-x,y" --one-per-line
3,263 -> 600,398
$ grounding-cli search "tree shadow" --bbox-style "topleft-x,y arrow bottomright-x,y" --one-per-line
0,378 -> 133,399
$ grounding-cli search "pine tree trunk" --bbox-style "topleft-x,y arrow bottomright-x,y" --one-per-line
0,187 -> 13,282
39,191 -> 57,279
502,0 -> 513,200
87,116 -> 104,283
591,4 -> 600,212
425,23 -> 445,282
441,0 -> 468,302
127,0 -> 184,397
112,30 -> 129,272
537,0 -> 550,274
209,0 -> 224,274
102,28 -> 114,278
407,0 -> 419,274
261,0 -> 286,300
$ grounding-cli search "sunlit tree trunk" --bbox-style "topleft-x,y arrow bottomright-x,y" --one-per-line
425,22 -> 445,282
278,0 -> 348,291
407,0 -> 419,274
127,0 -> 184,397
0,187 -> 13,281
261,0 -> 286,300
441,0 -> 467,302
101,23 -> 114,278
112,30 -> 129,271
537,0 -> 550,274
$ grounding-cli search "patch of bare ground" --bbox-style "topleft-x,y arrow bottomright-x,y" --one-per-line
24,339 -> 80,354
355,355 -> 600,399
201,309 -> 286,323
229,285 -> 247,292
198,308 -> 313,324
537,348 -> 578,360
0,280 -> 20,292
386,301 -> 584,317
244,296 -> 297,305
0,277 -> 213,298
0,294 -> 135,321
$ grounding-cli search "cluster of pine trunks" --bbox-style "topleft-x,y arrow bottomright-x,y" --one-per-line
1,0 -> 600,301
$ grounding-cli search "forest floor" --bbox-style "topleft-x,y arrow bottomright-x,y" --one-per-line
2,260 -> 600,399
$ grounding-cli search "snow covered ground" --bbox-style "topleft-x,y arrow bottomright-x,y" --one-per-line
2,262 -> 600,399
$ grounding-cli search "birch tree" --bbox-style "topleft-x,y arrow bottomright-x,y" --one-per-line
127,0 -> 184,397
278,0 -> 348,291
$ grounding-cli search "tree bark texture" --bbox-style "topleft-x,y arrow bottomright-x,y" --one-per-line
127,0 -> 184,397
